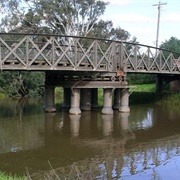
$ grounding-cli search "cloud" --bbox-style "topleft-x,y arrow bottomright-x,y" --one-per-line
107,0 -> 132,6
162,13 -> 180,23
108,13 -> 153,24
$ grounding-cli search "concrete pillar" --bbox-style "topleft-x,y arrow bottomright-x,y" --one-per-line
91,88 -> 99,109
119,88 -> 130,113
156,75 -> 163,93
44,86 -> 56,112
102,88 -> 113,115
62,88 -> 71,109
69,88 -> 81,115
80,88 -> 91,111
113,88 -> 121,110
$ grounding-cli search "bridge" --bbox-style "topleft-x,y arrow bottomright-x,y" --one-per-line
0,33 -> 180,114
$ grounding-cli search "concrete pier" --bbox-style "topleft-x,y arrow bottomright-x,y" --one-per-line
44,86 -> 56,112
69,88 -> 81,115
119,88 -> 130,113
102,88 -> 113,115
156,75 -> 163,93
91,88 -> 99,109
62,88 -> 71,109
113,88 -> 121,110
80,88 -> 91,111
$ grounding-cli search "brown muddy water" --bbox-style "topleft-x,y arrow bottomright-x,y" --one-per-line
0,98 -> 180,179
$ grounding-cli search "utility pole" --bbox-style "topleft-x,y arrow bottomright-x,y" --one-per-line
153,1 -> 167,49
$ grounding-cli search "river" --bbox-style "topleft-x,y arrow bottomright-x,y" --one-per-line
0,98 -> 180,179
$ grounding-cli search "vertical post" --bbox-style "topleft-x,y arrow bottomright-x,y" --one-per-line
62,88 -> 71,109
156,74 -> 163,93
102,88 -> 113,115
69,88 -> 81,115
119,88 -> 130,113
91,88 -> 99,110
93,40 -> 97,70
80,88 -> 91,111
113,88 -> 121,110
44,86 -> 56,112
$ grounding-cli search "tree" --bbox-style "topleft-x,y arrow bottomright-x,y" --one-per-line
159,37 -> 180,58
0,0 -> 109,36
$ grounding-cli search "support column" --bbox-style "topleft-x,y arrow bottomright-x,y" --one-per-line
119,88 -> 130,113
156,74 -> 163,93
69,88 -> 81,115
113,88 -> 121,110
62,88 -> 71,109
101,88 -> 113,115
80,88 -> 91,111
44,86 -> 56,112
91,88 -> 99,109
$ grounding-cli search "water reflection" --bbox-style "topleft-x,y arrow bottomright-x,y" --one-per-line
0,99 -> 180,179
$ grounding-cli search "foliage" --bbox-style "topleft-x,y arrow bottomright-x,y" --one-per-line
0,71 -> 45,97
159,37 -> 180,58
128,74 -> 156,85
0,0 -> 107,36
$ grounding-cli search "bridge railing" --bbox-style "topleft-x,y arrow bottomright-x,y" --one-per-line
0,33 -> 179,74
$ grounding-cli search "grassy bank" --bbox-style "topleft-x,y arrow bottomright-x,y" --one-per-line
0,171 -> 26,180
130,83 -> 180,106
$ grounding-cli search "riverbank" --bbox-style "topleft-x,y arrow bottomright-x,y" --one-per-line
0,171 -> 26,180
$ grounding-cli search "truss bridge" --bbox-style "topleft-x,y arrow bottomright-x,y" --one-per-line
0,33 -> 180,114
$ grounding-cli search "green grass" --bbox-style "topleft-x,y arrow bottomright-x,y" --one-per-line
130,83 -> 156,92
0,172 -> 26,180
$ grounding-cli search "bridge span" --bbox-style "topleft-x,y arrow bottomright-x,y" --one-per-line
0,33 -> 180,114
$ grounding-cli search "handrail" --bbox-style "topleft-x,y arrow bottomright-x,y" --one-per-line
0,32 -> 180,56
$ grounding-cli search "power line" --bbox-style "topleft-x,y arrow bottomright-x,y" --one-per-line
153,1 -> 167,48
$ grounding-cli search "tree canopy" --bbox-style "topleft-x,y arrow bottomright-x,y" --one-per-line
160,37 -> 180,56
0,0 -> 131,41
0,0 -> 133,97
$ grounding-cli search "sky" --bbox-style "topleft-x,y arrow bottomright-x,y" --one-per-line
102,0 -> 180,47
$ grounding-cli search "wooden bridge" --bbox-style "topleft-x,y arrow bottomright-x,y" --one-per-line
0,33 -> 180,114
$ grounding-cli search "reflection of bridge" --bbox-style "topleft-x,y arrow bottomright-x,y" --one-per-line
0,33 -> 180,114
1,109 -> 180,179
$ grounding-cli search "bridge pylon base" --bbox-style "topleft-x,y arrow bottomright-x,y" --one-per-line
119,88 -> 130,113
44,86 -> 56,113
102,88 -> 113,115
69,88 -> 81,115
